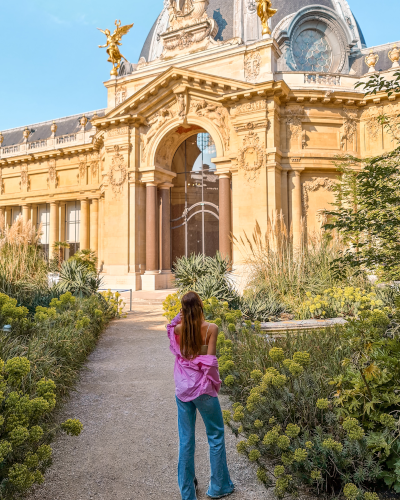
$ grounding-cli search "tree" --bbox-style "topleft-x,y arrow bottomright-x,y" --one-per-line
326,73 -> 400,280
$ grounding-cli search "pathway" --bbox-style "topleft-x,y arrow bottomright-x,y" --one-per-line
28,304 -> 271,500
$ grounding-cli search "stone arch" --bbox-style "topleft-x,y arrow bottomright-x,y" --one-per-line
145,114 -> 226,170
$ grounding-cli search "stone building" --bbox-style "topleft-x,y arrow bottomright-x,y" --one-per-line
1,0 -> 399,290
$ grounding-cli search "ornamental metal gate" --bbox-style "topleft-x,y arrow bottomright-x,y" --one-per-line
170,133 -> 219,264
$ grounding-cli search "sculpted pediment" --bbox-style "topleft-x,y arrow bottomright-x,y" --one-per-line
103,67 -> 251,121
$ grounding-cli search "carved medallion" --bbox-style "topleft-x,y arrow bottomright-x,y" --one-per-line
109,145 -> 127,196
244,50 -> 261,83
237,131 -> 265,182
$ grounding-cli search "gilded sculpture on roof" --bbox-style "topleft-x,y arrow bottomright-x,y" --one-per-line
256,0 -> 277,36
98,20 -> 134,76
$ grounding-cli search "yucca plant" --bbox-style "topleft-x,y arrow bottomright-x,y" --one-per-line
55,260 -> 103,298
172,252 -> 239,305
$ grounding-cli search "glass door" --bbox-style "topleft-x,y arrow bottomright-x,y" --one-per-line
171,132 -> 219,264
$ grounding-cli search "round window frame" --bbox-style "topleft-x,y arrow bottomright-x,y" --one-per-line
292,28 -> 333,73
289,14 -> 348,74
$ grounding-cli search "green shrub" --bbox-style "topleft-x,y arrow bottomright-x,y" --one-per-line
55,260 -> 103,298
211,305 -> 400,498
172,252 -> 238,305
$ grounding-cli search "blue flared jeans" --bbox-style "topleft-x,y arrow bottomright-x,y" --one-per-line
175,394 -> 234,500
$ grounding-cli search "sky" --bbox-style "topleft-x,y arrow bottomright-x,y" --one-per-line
0,0 -> 399,131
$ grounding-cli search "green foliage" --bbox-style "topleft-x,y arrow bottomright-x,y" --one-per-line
68,249 -> 97,273
210,304 -> 400,498
0,291 -> 118,498
55,260 -> 103,298
300,286 -> 390,319
172,252 -> 239,305
326,147 -> 400,281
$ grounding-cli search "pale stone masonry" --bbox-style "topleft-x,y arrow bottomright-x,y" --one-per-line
1,0 -> 399,290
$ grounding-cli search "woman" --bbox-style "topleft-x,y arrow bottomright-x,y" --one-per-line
167,291 -> 234,500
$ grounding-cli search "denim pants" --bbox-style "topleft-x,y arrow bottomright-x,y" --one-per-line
176,394 -> 234,500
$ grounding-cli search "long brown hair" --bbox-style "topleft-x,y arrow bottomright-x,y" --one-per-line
180,291 -> 204,359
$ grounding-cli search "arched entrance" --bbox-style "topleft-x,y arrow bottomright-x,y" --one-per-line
170,132 -> 219,264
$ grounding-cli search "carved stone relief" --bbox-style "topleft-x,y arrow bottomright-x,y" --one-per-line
363,106 -> 383,140
47,159 -> 57,188
107,126 -> 129,137
20,163 -> 29,191
342,107 -> 358,148
244,50 -> 261,83
79,154 -> 87,182
237,131 -> 265,182
89,152 -> 100,179
230,100 -> 267,117
141,108 -> 173,161
109,145 -> 127,197
302,177 -> 336,216
286,106 -> 305,139
190,100 -> 230,150
115,85 -> 127,105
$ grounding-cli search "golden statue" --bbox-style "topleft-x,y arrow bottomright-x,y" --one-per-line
98,20 -> 134,76
256,0 -> 277,37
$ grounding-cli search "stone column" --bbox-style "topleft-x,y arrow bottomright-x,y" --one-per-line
281,170 -> 289,228
90,199 -> 99,258
31,205 -> 37,233
80,199 -> 89,250
145,183 -> 158,272
0,207 -> 5,230
22,204 -> 30,225
59,203 -> 66,241
5,207 -> 12,227
49,201 -> 59,259
219,175 -> 232,261
159,185 -> 171,271
290,171 -> 303,247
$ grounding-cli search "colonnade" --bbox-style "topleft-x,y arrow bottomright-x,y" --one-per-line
0,198 -> 101,261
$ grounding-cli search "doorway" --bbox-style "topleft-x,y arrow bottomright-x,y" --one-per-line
170,132 -> 219,264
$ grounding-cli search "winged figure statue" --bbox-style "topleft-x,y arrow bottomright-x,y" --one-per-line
256,0 -> 277,36
98,20 -> 134,76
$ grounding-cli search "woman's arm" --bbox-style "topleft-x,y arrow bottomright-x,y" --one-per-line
207,324 -> 219,356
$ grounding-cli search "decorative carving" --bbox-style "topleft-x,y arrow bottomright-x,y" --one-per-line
342,107 -> 358,147
237,131 -> 265,182
115,85 -> 127,105
388,44 -> 400,69
363,106 -> 383,140
47,159 -> 57,188
89,152 -> 100,179
302,177 -> 335,216
161,0 -> 218,56
244,50 -> 261,82
109,145 -> 127,196
20,163 -> 29,191
142,109 -> 172,160
230,100 -> 267,116
176,93 -> 186,120
365,49 -> 379,73
107,126 -> 129,137
79,154 -> 87,181
286,106 -> 305,139
192,100 -> 230,150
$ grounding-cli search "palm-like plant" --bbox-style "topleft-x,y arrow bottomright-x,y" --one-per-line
55,260 -> 103,298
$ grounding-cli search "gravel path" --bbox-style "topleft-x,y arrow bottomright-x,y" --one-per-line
28,305 -> 272,500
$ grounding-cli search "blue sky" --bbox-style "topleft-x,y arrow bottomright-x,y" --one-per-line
0,0 -> 399,131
